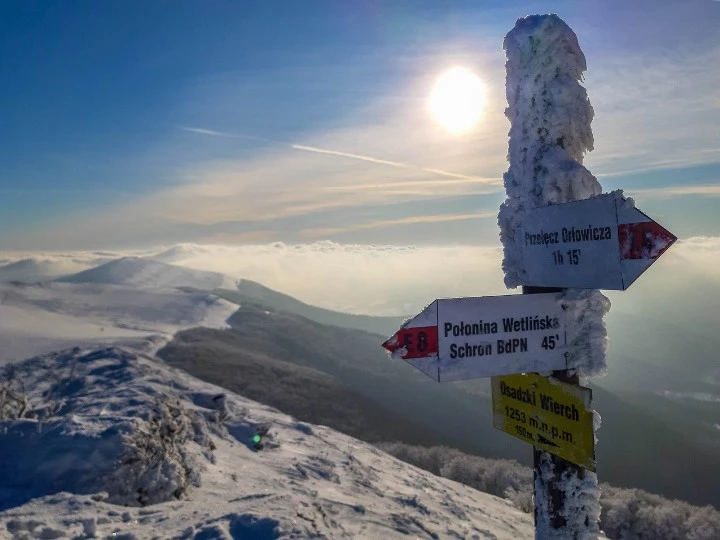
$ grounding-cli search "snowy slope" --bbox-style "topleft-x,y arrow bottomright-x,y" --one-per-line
58,257 -> 238,291
0,255 -> 111,283
0,281 -> 237,365
0,250 -> 159,283
0,341 -> 534,539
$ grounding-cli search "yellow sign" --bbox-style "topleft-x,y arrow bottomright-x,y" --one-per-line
491,373 -> 595,471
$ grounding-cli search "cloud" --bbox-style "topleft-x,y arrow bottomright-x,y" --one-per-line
5,23 -> 719,251
174,241 -> 505,316
8,88 -> 509,249
298,211 -> 495,237
664,236 -> 720,276
0,242 -> 504,315
4,237 -> 720,319
289,144 -> 491,182
626,184 -> 720,198
179,125 -> 499,183
317,177 -> 499,193
584,45 -> 720,176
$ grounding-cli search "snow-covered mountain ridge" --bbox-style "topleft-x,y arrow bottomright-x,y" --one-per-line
0,341 -> 534,539
57,257 -> 238,291
0,280 -> 236,366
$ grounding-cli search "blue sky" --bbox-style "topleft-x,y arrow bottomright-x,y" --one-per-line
1,0 -> 718,250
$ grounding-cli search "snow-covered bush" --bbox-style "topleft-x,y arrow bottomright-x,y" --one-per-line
106,395 -> 214,507
600,485 -> 720,540
378,442 -> 720,539
0,366 -> 32,420
377,442 -> 532,506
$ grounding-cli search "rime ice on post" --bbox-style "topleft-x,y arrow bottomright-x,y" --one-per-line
499,14 -> 602,289
499,14 -> 604,538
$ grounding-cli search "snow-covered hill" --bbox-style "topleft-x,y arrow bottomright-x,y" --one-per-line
147,243 -> 218,264
0,260 -> 534,538
0,281 -> 236,365
58,257 -> 238,291
0,341 -> 534,539
0,255 -> 111,283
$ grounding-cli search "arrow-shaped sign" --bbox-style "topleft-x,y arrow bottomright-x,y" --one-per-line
382,293 -> 569,382
519,191 -> 676,290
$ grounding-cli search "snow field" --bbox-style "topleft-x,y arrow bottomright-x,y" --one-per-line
0,343 -> 534,539
0,281 -> 237,366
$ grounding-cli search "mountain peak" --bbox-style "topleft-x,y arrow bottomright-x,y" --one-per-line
57,256 -> 237,291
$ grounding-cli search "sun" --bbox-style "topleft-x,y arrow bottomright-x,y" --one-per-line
428,67 -> 486,135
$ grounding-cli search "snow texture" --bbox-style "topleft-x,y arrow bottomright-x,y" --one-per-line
0,341 -> 534,539
561,289 -> 611,378
499,13 -> 611,381
390,346 -> 409,362
499,14 -> 606,538
534,452 -> 601,540
0,278 -> 236,366
499,13 -> 602,288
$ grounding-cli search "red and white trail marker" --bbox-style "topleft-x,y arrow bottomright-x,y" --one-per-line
519,192 -> 677,290
382,293 -> 569,382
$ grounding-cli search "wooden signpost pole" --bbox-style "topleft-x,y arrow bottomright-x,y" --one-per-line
498,13 -> 608,534
524,285 -> 580,531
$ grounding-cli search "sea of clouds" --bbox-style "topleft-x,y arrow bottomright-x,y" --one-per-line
0,237 -> 717,319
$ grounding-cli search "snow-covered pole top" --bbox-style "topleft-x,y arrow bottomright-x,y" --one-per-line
499,14 -> 603,288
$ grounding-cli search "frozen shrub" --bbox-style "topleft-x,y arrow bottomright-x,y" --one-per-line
106,395 -> 213,506
0,365 -> 33,420
378,442 -> 720,539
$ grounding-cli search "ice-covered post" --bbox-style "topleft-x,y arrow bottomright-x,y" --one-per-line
499,14 -> 606,538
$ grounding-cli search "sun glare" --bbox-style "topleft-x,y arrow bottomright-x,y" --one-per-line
429,67 -> 486,135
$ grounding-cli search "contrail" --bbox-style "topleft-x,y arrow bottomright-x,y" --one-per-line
290,144 -> 483,181
179,126 -> 494,183
291,144 -> 412,170
179,126 -> 275,144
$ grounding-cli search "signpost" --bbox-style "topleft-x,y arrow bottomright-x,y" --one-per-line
382,293 -> 570,382
380,13 -> 679,538
520,192 -> 677,290
491,372 -> 595,471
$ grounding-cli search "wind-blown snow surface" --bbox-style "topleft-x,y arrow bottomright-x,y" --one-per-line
0,250 -> 156,283
0,280 -> 236,365
0,341 -> 534,539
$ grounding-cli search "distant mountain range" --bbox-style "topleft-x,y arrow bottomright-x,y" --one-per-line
4,253 -> 718,508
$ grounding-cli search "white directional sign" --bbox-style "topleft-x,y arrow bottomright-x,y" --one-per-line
382,293 -> 569,382
520,192 -> 676,290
